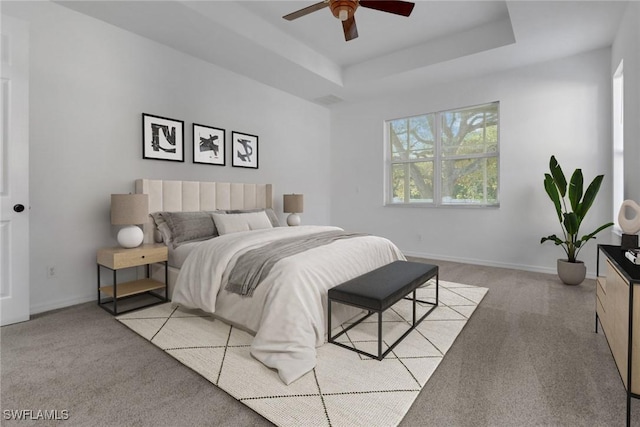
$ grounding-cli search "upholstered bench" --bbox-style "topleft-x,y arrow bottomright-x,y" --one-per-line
328,260 -> 439,360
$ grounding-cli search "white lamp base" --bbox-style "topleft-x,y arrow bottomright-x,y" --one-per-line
117,225 -> 144,248
286,213 -> 301,226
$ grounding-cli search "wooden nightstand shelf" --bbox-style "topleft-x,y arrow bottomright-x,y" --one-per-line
97,244 -> 168,315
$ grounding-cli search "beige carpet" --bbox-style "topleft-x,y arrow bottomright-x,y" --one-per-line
117,279 -> 487,427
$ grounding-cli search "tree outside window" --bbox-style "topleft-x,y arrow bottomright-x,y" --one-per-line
387,102 -> 499,207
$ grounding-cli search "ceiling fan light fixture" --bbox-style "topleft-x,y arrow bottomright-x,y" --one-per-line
283,0 -> 415,42
330,0 -> 357,21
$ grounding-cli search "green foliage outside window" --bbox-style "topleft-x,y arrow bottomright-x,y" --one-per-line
388,102 -> 499,206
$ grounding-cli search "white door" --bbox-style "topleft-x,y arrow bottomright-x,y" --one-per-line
0,15 -> 30,326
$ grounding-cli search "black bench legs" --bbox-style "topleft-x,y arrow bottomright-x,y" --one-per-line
328,262 -> 439,361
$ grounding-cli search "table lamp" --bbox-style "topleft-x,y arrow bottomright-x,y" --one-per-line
111,193 -> 149,248
283,194 -> 304,226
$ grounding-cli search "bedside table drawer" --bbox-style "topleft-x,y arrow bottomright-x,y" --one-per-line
97,245 -> 168,269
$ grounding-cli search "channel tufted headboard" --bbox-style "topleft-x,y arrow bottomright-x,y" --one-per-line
135,179 -> 273,244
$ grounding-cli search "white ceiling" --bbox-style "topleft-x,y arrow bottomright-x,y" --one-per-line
56,0 -> 627,106
241,1 -> 512,67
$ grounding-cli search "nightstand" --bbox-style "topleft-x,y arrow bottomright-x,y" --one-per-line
97,244 -> 168,315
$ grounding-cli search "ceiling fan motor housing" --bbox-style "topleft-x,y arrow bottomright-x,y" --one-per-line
330,0 -> 358,21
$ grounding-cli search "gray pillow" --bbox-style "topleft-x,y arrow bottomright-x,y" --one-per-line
225,208 -> 280,227
159,211 -> 218,248
149,212 -> 172,244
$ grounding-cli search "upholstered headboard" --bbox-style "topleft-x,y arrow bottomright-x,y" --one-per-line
135,179 -> 273,244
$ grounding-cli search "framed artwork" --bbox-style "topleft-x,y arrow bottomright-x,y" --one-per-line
193,123 -> 225,166
232,131 -> 259,169
142,113 -> 184,162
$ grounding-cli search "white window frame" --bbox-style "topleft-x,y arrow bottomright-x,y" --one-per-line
384,102 -> 500,208
612,60 -> 624,233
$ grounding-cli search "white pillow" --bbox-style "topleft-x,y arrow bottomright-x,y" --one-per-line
211,211 -> 273,235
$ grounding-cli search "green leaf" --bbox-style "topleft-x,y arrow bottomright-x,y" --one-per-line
576,175 -> 604,220
568,169 -> 583,213
563,212 -> 579,235
541,234 -> 564,245
544,174 -> 562,223
549,156 -> 567,197
579,222 -> 614,243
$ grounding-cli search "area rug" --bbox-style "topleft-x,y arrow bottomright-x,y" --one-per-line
117,280 -> 487,427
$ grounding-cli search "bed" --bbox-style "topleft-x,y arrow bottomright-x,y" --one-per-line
136,179 -> 275,295
135,179 -> 405,384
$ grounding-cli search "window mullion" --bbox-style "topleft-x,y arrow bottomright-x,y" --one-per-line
482,112 -> 487,204
434,112 -> 442,206
445,153 -> 495,160
404,118 -> 410,203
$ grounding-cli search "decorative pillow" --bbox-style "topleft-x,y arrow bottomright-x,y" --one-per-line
211,211 -> 273,235
226,208 -> 280,227
160,211 -> 218,247
149,212 -> 172,245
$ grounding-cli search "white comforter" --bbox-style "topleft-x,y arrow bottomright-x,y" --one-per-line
172,225 -> 405,384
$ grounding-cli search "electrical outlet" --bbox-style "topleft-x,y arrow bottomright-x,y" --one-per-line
47,265 -> 56,279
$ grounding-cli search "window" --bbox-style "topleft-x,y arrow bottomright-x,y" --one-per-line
385,102 -> 499,207
613,60 -> 624,230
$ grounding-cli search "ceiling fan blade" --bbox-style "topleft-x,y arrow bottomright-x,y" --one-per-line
359,1 -> 415,17
342,15 -> 358,41
283,2 -> 329,21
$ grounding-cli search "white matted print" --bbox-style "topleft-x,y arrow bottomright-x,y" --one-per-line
232,131 -> 258,169
193,124 -> 225,166
142,113 -> 184,162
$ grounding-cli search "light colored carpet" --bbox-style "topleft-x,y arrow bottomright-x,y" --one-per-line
117,279 -> 487,427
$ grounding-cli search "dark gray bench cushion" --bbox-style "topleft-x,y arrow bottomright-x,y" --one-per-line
328,261 -> 438,311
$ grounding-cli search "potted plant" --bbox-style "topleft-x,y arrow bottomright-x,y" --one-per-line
541,155 -> 613,285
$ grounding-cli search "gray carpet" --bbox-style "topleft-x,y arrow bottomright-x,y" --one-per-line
0,258 -> 635,426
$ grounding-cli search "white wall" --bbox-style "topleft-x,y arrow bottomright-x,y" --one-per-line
5,0 -> 630,314
330,48 -> 613,276
612,2 -> 640,205
4,2 -> 331,313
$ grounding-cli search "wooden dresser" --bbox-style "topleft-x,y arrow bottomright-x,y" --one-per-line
596,244 -> 640,426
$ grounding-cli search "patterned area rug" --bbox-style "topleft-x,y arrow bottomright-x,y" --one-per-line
117,280 -> 487,427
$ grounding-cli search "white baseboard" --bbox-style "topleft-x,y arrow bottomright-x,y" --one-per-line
30,293 -> 96,315
400,249 -> 597,280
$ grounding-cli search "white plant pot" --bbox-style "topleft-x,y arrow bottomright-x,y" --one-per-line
557,259 -> 586,286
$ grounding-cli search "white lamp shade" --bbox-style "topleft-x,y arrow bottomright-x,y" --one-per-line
117,225 -> 144,248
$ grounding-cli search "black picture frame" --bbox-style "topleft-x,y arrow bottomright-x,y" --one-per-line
193,123 -> 225,166
142,113 -> 184,162
231,131 -> 259,169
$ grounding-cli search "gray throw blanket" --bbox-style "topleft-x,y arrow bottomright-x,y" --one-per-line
225,230 -> 367,296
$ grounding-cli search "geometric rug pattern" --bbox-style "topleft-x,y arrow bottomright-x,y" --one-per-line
117,280 -> 487,427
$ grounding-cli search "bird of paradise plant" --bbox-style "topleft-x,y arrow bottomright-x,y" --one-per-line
540,155 -> 613,262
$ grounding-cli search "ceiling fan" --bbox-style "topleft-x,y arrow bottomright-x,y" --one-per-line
283,0 -> 415,42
